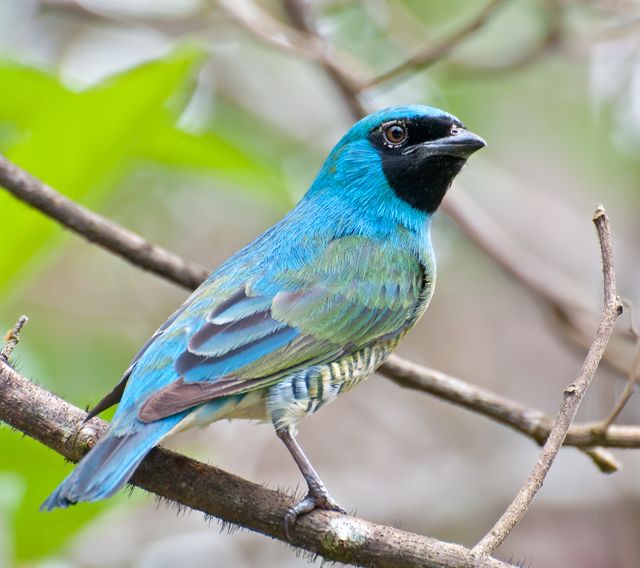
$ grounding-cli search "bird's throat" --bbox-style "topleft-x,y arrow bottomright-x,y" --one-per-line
381,154 -> 466,214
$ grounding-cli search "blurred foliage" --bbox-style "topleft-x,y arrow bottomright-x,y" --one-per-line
1,436 -> 106,560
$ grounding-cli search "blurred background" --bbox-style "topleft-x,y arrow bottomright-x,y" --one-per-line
1,0 -> 640,566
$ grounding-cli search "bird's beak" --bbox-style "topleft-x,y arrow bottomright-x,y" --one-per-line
403,128 -> 486,159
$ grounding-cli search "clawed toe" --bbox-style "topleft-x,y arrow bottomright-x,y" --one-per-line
283,492 -> 346,539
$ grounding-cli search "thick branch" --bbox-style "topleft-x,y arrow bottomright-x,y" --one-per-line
0,360 -> 513,568
472,206 -> 623,557
0,154 -> 208,290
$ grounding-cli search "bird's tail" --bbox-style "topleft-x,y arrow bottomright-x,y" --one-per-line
41,418 -> 179,511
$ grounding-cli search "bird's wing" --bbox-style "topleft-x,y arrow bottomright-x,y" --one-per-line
129,236 -> 427,423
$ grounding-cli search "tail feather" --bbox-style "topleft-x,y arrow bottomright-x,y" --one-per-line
41,419 -> 178,511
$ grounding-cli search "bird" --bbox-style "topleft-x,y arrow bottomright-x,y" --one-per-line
41,105 -> 485,535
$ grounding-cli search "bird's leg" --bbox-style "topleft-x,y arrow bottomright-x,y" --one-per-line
276,427 -> 346,538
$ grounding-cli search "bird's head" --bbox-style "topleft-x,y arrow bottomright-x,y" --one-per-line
309,105 -> 485,220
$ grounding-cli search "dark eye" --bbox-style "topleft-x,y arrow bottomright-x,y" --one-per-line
382,122 -> 408,146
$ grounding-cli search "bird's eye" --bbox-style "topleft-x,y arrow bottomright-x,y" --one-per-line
382,122 -> 408,147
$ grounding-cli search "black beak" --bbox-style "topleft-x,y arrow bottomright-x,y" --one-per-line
403,128 -> 486,159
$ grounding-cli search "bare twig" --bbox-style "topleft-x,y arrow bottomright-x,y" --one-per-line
219,0 -> 320,62
597,339 -> 640,431
219,0 -> 367,120
597,301 -> 640,430
472,206 -> 623,557
0,360 -> 514,568
0,315 -> 29,363
449,0 -> 563,75
0,154 -> 208,290
360,0 -> 509,90
279,0 -> 367,120
442,191 -> 633,377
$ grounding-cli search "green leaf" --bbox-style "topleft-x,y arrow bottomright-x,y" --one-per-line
134,113 -> 288,201
0,50 -> 200,292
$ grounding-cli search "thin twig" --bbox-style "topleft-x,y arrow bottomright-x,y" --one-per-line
448,0 -> 563,75
218,0 -> 366,120
359,0 -> 509,90
280,0 -> 367,120
0,153 -> 208,290
0,359 -> 514,568
472,206 -> 623,557
0,315 -> 29,363
442,190 -> 632,377
597,299 -> 640,430
597,339 -> 640,431
219,0 -> 320,62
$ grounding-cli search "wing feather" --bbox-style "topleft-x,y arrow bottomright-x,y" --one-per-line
132,236 -> 426,423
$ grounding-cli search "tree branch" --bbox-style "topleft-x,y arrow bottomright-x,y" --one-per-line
0,154 -> 208,290
594,311 -> 640,432
472,206 -> 623,557
218,0 -> 322,63
217,0 -> 368,121
448,0 -> 562,75
359,0 -> 508,90
0,358 -> 514,568
381,355 -> 634,475
280,0 -> 367,120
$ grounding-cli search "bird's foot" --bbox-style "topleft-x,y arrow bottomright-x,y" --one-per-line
283,490 -> 346,539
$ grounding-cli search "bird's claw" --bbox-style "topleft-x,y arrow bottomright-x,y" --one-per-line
283,491 -> 346,539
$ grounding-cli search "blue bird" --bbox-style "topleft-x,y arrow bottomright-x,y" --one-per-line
42,105 -> 485,534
